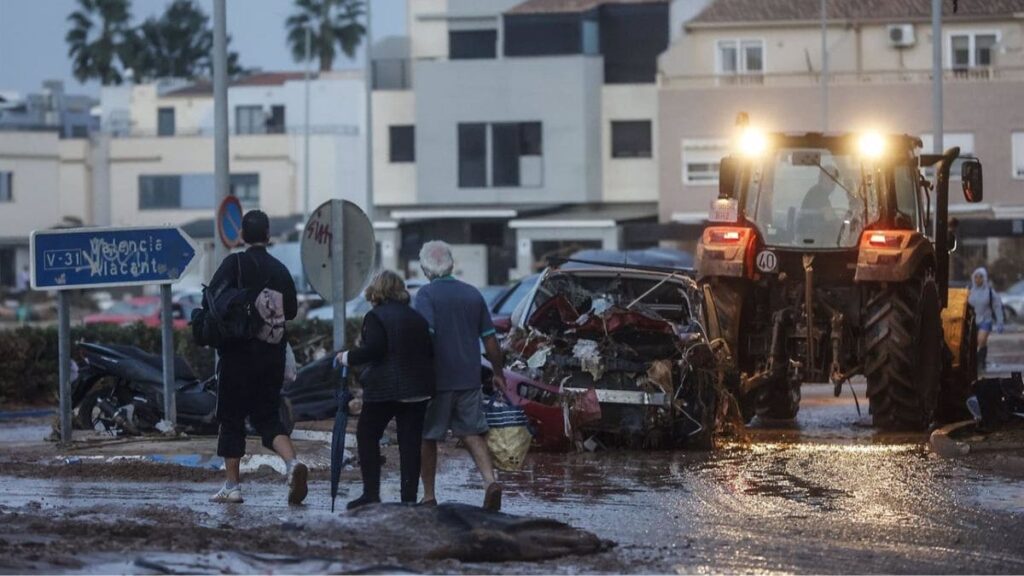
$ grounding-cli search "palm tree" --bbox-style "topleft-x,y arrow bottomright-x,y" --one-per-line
126,0 -> 244,81
65,0 -> 134,85
286,0 -> 366,72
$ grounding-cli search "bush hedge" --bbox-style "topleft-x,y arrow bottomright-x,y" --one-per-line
0,319 -> 360,406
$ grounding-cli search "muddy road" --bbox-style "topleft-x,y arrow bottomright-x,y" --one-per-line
2,376 -> 1024,573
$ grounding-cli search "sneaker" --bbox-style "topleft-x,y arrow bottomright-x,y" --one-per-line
210,485 -> 243,503
287,462 -> 309,505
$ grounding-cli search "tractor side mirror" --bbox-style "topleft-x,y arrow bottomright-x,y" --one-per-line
719,157 -> 739,199
961,159 -> 983,203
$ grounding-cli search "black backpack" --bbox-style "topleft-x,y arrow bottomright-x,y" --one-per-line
190,255 -> 258,349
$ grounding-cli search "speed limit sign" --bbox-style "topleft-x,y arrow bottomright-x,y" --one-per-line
756,250 -> 778,273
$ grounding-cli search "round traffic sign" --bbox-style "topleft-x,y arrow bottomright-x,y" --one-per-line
756,250 -> 778,273
218,195 -> 244,249
300,200 -> 376,301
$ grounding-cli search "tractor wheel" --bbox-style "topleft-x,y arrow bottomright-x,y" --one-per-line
864,278 -> 942,430
755,377 -> 801,421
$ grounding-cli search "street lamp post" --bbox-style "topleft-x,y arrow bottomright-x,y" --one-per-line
212,0 -> 230,271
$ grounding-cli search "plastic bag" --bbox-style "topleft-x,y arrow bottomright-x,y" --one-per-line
483,394 -> 532,471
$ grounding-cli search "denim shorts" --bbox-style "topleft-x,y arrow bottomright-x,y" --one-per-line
422,389 -> 489,441
979,320 -> 994,332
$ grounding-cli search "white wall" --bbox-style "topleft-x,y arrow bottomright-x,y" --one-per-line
601,84 -> 658,202
372,90 -> 416,206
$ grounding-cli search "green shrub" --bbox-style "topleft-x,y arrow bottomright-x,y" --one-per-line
0,319 -> 360,406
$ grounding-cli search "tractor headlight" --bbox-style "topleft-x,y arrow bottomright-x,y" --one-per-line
857,132 -> 886,159
737,127 -> 767,157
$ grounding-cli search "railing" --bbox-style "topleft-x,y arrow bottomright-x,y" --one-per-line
372,58 -> 412,90
661,66 -> 1024,89
102,124 -> 362,139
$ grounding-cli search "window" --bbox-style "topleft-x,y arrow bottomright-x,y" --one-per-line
230,174 -> 260,208
492,122 -> 542,187
611,121 -> 652,158
139,175 -> 181,209
717,40 -> 764,75
140,173 -> 257,209
450,30 -> 497,59
1012,132 -> 1024,179
267,105 -> 285,134
157,107 -> 175,137
459,122 -> 543,188
236,105 -> 265,135
682,139 -> 728,184
949,32 -> 998,70
920,132 -> 974,177
458,123 -> 487,188
389,125 -> 415,163
0,171 -> 11,202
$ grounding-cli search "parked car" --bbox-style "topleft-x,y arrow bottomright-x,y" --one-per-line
999,279 -> 1024,322
305,278 -> 427,322
493,263 -> 720,451
83,296 -> 189,330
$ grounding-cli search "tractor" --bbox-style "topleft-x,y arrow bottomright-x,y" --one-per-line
696,128 -> 984,430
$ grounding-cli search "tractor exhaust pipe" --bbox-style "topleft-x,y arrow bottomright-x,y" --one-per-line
933,146 -> 961,308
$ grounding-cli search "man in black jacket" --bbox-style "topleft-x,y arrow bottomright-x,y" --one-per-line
208,210 -> 307,505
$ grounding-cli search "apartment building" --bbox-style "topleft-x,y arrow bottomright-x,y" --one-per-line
657,0 -> 1024,264
0,72 -> 367,288
373,0 -> 673,282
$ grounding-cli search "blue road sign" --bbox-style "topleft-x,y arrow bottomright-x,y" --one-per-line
31,226 -> 199,290
219,195 -> 244,249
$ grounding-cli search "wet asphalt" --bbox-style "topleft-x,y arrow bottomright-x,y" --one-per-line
1,333 -> 1024,573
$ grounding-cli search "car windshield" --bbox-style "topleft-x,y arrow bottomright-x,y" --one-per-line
744,148 -> 883,249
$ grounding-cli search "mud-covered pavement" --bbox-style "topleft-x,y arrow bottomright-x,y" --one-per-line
3,348 -> 1024,573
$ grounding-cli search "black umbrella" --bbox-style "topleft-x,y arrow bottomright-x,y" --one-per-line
330,362 -> 351,513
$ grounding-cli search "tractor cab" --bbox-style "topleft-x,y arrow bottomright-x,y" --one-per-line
696,127 -> 986,430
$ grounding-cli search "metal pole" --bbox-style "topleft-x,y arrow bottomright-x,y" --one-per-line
820,0 -> 828,132
57,291 -> 71,444
212,0 -> 230,271
364,0 -> 374,215
160,284 -> 177,428
304,26 -> 312,219
931,0 -> 944,153
330,200 -> 347,350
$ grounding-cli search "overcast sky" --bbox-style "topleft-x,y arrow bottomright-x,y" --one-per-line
0,0 -> 406,96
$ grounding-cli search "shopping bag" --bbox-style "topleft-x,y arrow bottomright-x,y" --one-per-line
483,393 -> 532,471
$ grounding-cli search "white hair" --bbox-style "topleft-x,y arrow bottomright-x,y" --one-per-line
419,240 -> 455,280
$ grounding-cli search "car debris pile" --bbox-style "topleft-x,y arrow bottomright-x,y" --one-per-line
499,266 -> 730,450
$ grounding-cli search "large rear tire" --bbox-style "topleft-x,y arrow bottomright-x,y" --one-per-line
864,279 -> 942,430
755,377 -> 801,421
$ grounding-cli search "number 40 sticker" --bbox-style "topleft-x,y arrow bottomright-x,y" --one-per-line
756,250 -> 778,273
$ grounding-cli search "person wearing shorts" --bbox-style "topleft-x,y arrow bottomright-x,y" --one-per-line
414,240 -> 507,511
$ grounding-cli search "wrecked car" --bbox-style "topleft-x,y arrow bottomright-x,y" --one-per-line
488,261 -> 725,451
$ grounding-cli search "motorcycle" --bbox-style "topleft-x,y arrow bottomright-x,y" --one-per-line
72,342 -> 298,436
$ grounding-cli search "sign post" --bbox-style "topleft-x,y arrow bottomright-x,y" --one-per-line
160,284 -> 176,426
57,291 -> 71,444
300,200 -> 376,351
330,202 -> 347,349
31,226 -> 198,442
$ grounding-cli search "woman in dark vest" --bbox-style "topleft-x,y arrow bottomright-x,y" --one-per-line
335,270 -> 434,510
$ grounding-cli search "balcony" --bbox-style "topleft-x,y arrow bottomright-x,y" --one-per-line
661,66 -> 1024,89
101,124 -> 361,139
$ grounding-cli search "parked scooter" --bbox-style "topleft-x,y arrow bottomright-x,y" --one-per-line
72,342 -> 296,436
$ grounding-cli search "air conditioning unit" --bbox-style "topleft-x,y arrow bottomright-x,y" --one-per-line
888,24 -> 916,48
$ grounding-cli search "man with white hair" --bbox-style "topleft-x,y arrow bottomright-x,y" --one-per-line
413,240 -> 507,511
